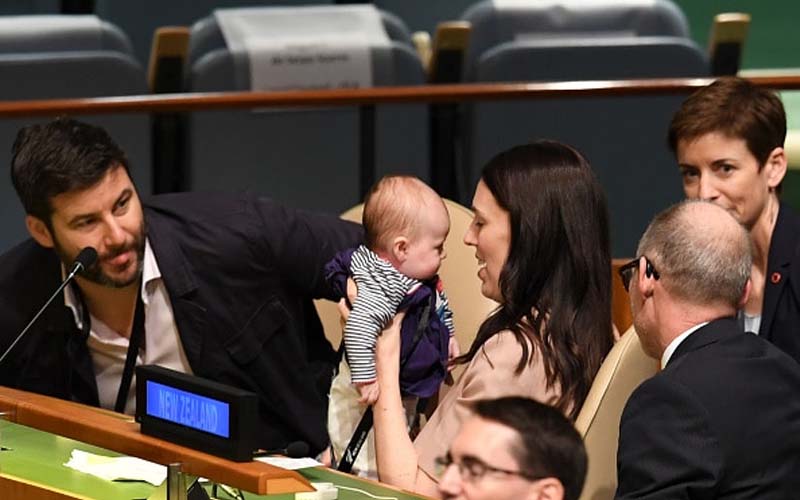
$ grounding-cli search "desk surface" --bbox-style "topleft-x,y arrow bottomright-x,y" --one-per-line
1,420 -> 155,500
0,419 -> 431,500
0,386 -> 311,495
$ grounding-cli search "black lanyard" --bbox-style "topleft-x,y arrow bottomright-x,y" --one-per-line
77,283 -> 146,414
337,294 -> 433,473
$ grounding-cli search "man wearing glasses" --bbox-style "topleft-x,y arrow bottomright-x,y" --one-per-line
615,200 -> 800,499
435,396 -> 587,500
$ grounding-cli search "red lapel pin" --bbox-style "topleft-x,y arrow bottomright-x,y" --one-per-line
771,272 -> 782,284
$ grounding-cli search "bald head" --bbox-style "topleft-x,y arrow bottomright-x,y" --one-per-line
363,175 -> 448,252
637,200 -> 751,309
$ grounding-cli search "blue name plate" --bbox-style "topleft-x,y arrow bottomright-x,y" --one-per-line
145,380 -> 230,438
136,365 -> 258,462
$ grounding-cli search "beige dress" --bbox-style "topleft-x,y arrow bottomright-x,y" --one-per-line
413,329 -> 560,480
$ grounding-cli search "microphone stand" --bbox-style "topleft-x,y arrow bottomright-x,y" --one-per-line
0,259 -> 89,365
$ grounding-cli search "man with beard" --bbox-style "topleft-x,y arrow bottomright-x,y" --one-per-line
0,118 -> 362,456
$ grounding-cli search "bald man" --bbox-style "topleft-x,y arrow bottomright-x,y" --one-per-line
615,200 -> 800,499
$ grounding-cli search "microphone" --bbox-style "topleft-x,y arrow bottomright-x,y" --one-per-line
0,246 -> 98,365
253,441 -> 310,458
67,247 -> 98,281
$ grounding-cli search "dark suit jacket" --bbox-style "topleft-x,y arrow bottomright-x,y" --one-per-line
0,192 -> 362,455
760,202 -> 800,363
616,318 -> 800,499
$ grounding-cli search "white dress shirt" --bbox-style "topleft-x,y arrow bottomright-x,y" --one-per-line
743,312 -> 762,335
64,239 -> 192,414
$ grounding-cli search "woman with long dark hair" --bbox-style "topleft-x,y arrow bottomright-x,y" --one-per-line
370,140 -> 614,497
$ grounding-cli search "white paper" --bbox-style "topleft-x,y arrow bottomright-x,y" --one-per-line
64,449 -> 167,486
215,5 -> 390,91
255,456 -> 323,470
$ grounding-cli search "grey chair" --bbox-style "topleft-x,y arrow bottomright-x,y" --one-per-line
94,0 -> 332,72
183,7 -> 428,214
462,0 -> 691,78
453,0 -> 705,255
374,0 -> 479,35
0,15 -> 150,253
463,36 -> 709,256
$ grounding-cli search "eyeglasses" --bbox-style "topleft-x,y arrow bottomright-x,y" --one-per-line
618,257 -> 660,292
434,453 -> 542,483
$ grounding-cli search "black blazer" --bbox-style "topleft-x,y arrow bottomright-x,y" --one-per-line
616,318 -> 800,499
760,202 -> 800,363
0,192 -> 362,455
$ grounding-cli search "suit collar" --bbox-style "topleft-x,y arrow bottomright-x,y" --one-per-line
761,202 -> 800,337
661,321 -> 708,368
667,317 -> 741,367
142,204 -> 208,367
144,205 -> 198,298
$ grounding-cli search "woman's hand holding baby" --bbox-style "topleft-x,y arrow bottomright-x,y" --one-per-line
447,336 -> 460,371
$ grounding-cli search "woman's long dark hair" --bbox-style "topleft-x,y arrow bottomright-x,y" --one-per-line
456,141 -> 613,420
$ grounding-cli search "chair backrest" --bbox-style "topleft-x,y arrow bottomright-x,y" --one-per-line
462,0 -> 690,77
575,326 -> 658,500
186,7 -> 414,69
0,15 -> 150,253
0,14 -> 133,54
95,0 -> 331,70
463,36 -> 708,256
183,6 -> 428,215
314,198 -> 497,366
374,0 -> 480,35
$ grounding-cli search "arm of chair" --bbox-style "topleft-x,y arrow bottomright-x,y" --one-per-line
428,21 -> 471,83
148,26 -> 190,93
708,12 -> 751,76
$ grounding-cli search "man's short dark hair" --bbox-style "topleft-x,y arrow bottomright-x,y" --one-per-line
11,117 -> 131,223
473,397 -> 587,500
667,77 -> 786,167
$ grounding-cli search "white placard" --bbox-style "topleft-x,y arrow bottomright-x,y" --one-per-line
215,5 -> 390,91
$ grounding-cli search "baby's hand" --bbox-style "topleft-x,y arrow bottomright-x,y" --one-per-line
447,335 -> 460,371
356,380 -> 380,405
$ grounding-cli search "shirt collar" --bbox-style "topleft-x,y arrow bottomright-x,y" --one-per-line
661,321 -> 709,369
63,238 -> 159,329
140,238 -> 161,302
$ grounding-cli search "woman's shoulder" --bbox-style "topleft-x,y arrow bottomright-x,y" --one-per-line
479,328 -> 534,358
460,328 -> 556,402
468,329 -> 543,376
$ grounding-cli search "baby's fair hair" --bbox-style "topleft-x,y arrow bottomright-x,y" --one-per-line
362,175 -> 442,253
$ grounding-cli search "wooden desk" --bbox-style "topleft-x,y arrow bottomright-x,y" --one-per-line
0,387 -> 434,499
0,418 -> 433,499
0,386 -> 311,495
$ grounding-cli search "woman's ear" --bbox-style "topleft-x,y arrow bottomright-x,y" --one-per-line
764,146 -> 787,190
25,215 -> 54,248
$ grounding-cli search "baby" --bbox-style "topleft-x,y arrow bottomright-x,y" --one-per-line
325,175 -> 458,477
